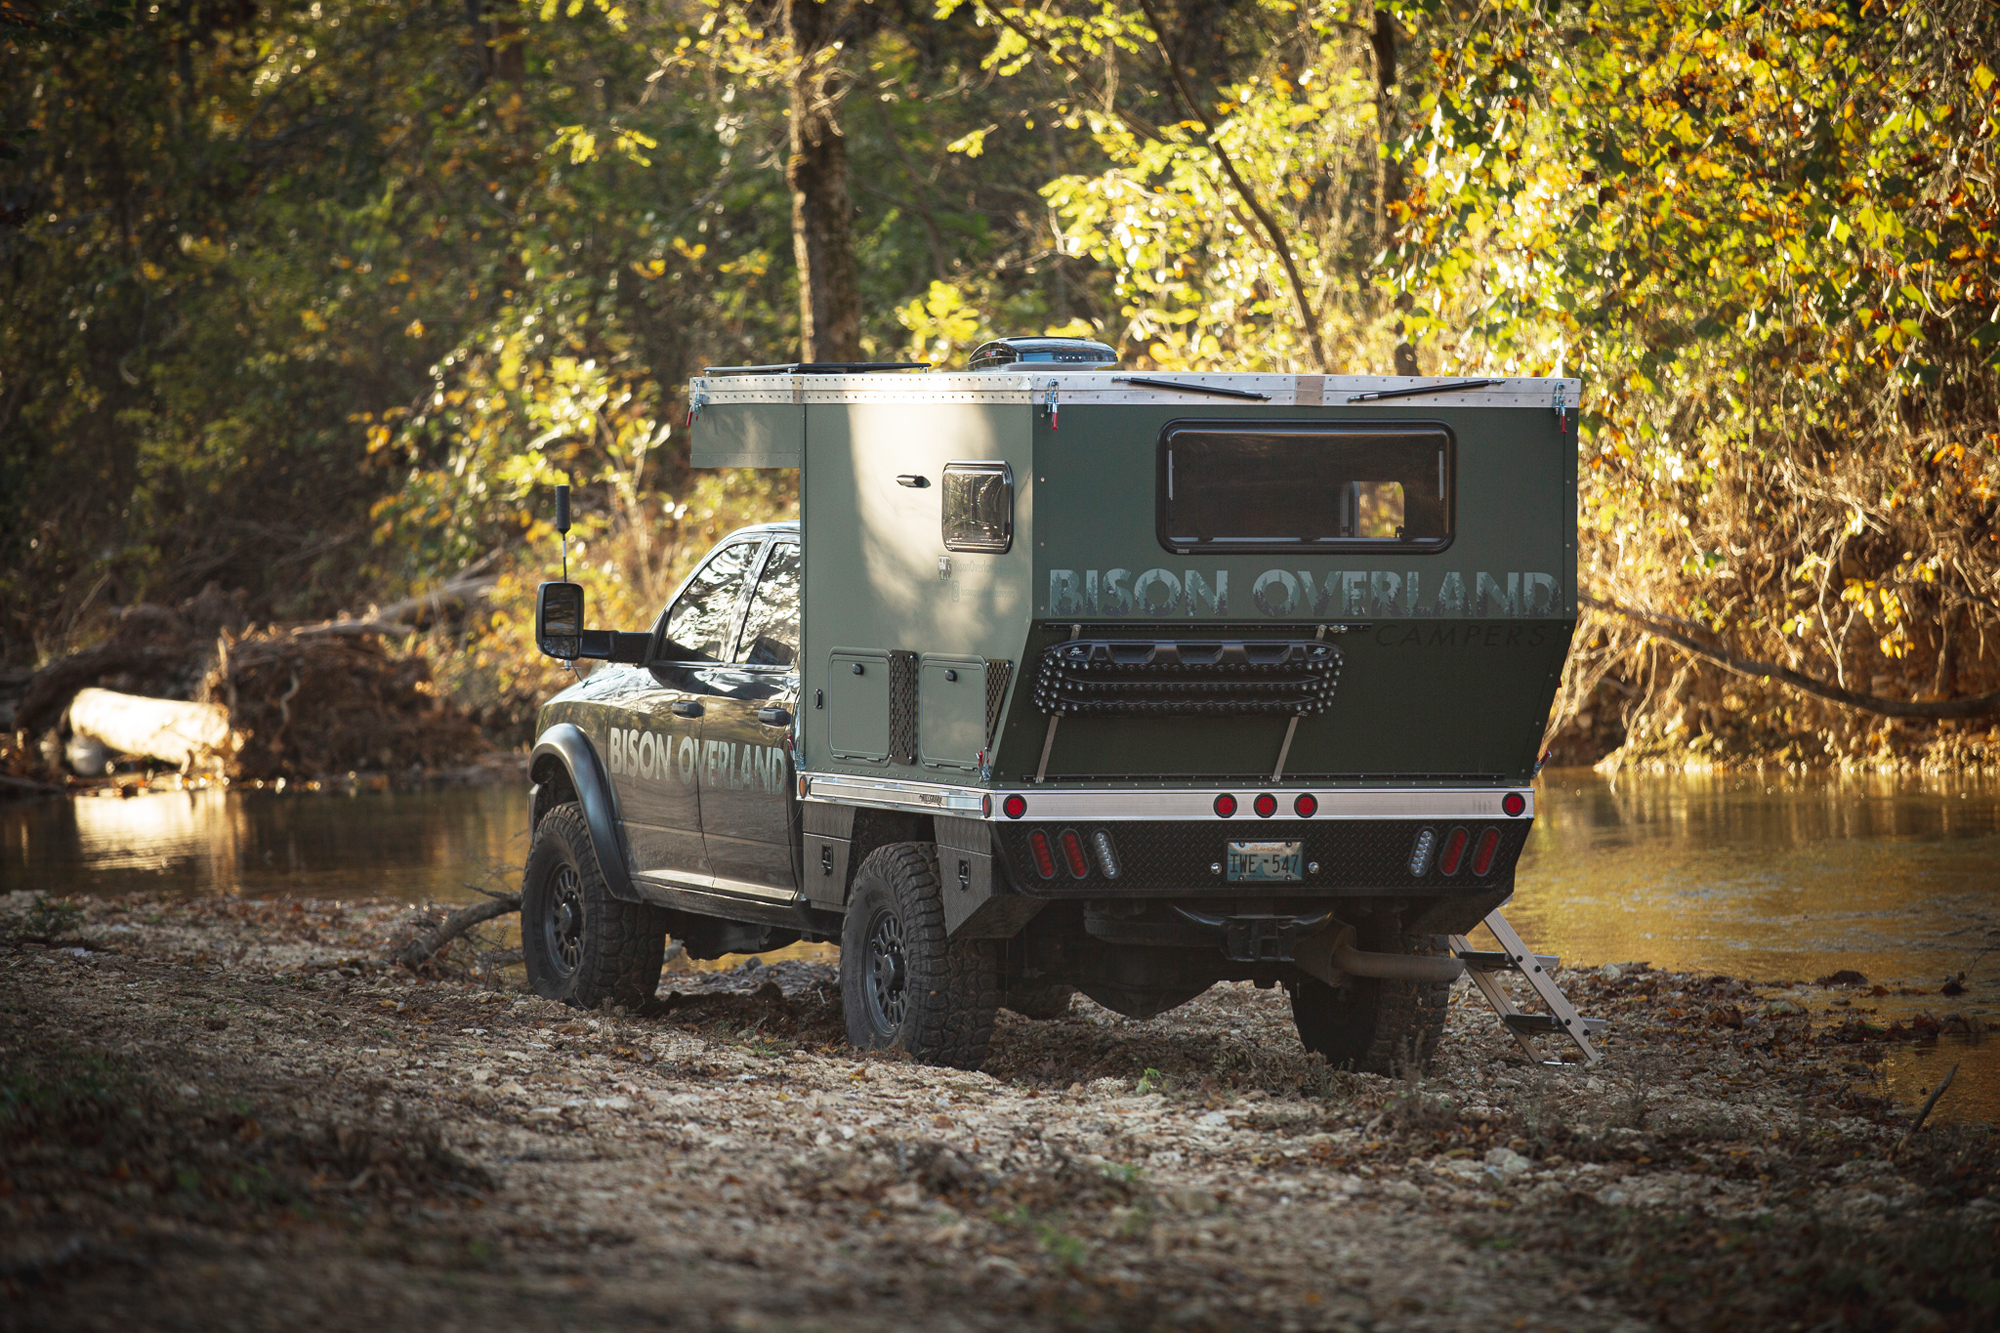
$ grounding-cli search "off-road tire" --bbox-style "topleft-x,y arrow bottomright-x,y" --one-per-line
1288,921 -> 1451,1075
522,803 -> 667,1010
1002,981 -> 1075,1020
839,842 -> 1000,1068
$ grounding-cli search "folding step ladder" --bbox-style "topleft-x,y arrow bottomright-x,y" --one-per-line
1447,910 -> 1606,1066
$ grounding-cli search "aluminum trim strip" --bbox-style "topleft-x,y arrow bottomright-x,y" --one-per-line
694,373 -> 1580,412
631,869 -> 802,904
800,774 -> 1533,822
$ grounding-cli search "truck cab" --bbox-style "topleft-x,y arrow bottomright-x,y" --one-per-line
524,339 -> 1579,1072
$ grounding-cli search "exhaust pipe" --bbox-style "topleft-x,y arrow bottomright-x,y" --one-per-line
1291,924 -> 1465,987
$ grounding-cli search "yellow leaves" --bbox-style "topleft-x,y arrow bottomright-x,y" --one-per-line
1974,63 -> 1996,96
631,258 -> 667,279
139,261 -> 167,283
946,127 -> 990,158
671,237 -> 706,263
405,318 -> 426,338
365,424 -> 393,455
549,123 -> 658,167
299,309 -> 328,332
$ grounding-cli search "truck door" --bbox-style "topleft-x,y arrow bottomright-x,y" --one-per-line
611,536 -> 761,879
694,537 -> 800,894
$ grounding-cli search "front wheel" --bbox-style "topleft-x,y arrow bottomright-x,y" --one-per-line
839,843 -> 999,1068
522,803 -> 666,1010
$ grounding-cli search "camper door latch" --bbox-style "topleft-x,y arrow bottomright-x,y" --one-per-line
686,387 -> 708,428
1044,380 -> 1059,430
1552,381 -> 1568,434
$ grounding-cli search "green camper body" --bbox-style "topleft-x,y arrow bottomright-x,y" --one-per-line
689,376 -> 1575,794
525,360 -> 1579,1064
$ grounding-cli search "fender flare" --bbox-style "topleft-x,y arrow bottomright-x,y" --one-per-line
529,722 -> 640,903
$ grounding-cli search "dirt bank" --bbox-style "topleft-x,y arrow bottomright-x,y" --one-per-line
3,894 -> 1995,1332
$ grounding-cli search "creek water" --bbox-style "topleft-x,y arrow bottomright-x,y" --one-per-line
4,771 -> 1994,1122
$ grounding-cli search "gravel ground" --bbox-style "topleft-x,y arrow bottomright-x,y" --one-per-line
3,892 -> 1996,1332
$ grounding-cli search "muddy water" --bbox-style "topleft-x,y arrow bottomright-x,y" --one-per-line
5,772 -> 1995,1120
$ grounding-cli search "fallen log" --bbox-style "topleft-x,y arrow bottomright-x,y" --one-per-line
1580,594 -> 2000,720
67,687 -> 239,774
394,893 -> 521,970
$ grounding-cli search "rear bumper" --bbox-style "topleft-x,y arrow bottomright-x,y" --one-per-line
996,817 -> 1528,898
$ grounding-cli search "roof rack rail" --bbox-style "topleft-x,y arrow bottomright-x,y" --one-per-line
700,361 -> 930,376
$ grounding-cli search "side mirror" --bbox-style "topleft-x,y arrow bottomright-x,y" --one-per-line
535,581 -> 652,664
536,581 -> 585,660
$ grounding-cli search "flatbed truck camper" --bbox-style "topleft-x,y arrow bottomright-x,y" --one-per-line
524,338 -> 1583,1072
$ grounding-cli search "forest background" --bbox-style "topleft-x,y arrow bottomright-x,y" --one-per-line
5,0 -> 2000,772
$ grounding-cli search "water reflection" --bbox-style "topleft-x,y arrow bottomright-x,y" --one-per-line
1509,769 -> 1999,1124
3,785 -> 530,900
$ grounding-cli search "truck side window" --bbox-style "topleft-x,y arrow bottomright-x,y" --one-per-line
734,540 -> 800,666
664,540 -> 757,660
941,462 -> 1012,553
1157,420 -> 1454,554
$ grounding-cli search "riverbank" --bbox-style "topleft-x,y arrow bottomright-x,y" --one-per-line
3,893 -> 1994,1331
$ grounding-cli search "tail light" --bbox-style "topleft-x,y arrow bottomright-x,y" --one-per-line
1254,793 -> 1278,818
1438,827 -> 1470,875
1028,830 -> 1057,879
1213,794 -> 1237,817
1058,828 -> 1091,879
1003,794 -> 1028,819
1470,828 -> 1501,877
1502,791 -> 1526,817
1408,827 -> 1437,876
1091,829 -> 1121,879
1294,793 -> 1317,817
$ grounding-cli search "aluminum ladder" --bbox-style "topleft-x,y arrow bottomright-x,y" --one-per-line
1448,910 -> 1606,1066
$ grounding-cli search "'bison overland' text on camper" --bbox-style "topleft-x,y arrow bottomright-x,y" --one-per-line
520,338 -> 1581,1073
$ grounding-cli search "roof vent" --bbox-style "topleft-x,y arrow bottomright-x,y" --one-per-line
967,336 -> 1118,373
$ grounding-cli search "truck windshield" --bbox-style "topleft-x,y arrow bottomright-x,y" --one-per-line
1157,421 -> 1453,553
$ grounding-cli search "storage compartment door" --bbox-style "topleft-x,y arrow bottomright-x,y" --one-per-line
920,655 -> 986,771
828,649 -> 890,763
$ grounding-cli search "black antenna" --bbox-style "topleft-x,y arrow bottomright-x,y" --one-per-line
555,483 -> 571,582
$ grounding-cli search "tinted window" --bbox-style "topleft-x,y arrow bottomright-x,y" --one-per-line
1157,421 -> 1452,553
664,540 -> 758,660
735,541 -> 800,666
942,462 -> 1012,553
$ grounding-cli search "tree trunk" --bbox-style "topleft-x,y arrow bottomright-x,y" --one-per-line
785,0 -> 862,363
1372,5 -> 1420,377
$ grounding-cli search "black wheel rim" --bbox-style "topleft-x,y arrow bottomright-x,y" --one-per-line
862,906 -> 908,1035
545,864 -> 584,976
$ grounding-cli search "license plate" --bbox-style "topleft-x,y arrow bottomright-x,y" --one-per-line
1226,841 -> 1303,882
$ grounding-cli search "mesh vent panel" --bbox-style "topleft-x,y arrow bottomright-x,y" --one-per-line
889,650 -> 918,766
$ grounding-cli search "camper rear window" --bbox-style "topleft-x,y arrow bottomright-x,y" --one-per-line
1157,421 -> 1454,554
942,462 -> 1012,553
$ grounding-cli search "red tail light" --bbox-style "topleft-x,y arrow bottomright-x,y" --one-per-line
1293,793 -> 1318,817
1502,791 -> 1526,817
1470,828 -> 1501,877
1213,794 -> 1237,817
1253,793 -> 1278,818
1028,830 -> 1057,878
1438,827 -> 1470,875
1003,794 -> 1028,819
1059,829 -> 1091,879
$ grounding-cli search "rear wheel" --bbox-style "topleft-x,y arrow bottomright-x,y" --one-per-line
1289,921 -> 1450,1074
839,842 -> 999,1068
522,803 -> 667,1010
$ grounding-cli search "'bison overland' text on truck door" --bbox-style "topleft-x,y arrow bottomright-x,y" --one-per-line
693,537 -> 801,895
608,536 -> 760,878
